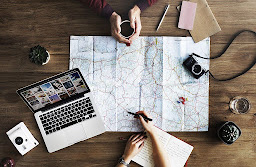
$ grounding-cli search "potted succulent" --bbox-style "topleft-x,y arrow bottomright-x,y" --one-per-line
29,45 -> 50,65
217,121 -> 241,145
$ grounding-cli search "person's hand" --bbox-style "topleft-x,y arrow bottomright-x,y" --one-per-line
136,111 -> 155,135
122,133 -> 147,163
128,5 -> 142,43
110,12 -> 130,44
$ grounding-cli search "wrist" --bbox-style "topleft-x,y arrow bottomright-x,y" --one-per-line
122,154 -> 132,164
147,128 -> 156,137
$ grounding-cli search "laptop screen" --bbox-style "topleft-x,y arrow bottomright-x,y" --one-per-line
17,68 -> 90,113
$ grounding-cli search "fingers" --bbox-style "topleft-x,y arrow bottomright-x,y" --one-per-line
128,134 -> 135,141
132,134 -> 144,143
112,24 -> 130,44
131,133 -> 146,148
129,133 -> 147,142
112,32 -> 130,44
136,138 -> 145,147
135,17 -> 142,32
129,14 -> 135,29
114,23 -> 130,43
131,134 -> 140,141
139,115 -> 147,127
115,20 -> 122,34
129,18 -> 141,42
129,8 -> 135,29
128,7 -> 141,43
118,36 -> 130,44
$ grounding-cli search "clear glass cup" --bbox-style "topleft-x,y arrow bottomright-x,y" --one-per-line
229,96 -> 251,114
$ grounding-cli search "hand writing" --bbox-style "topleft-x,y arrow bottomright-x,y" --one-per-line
137,111 -> 155,135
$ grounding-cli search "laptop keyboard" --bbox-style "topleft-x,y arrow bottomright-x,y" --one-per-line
39,97 -> 96,135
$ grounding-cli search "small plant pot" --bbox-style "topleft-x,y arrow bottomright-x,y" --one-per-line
29,45 -> 50,65
217,121 -> 241,145
42,51 -> 50,65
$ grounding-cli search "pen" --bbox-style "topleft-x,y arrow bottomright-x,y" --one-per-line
127,111 -> 153,121
156,4 -> 170,32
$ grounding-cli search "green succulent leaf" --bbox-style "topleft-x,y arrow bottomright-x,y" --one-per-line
29,45 -> 49,65
221,124 -> 240,142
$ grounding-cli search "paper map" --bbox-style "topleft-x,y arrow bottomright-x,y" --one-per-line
70,36 -> 210,132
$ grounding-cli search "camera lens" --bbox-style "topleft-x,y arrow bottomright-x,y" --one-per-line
192,64 -> 202,74
15,137 -> 23,145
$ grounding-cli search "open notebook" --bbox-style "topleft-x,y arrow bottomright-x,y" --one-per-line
132,127 -> 194,167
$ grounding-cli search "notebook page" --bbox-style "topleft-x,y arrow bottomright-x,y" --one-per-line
132,135 -> 154,167
132,127 -> 193,167
132,127 -> 171,167
167,135 -> 194,167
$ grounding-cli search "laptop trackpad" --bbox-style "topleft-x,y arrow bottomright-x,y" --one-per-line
64,124 -> 87,145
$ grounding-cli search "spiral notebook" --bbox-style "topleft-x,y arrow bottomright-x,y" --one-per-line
132,127 -> 194,167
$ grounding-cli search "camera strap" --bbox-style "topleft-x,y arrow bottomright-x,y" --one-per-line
191,30 -> 256,81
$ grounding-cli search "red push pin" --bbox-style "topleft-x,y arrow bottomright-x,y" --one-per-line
179,97 -> 186,104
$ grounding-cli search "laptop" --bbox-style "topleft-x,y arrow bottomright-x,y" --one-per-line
17,68 -> 106,153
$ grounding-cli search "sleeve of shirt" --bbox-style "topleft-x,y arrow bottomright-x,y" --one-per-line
80,0 -> 114,19
135,0 -> 158,12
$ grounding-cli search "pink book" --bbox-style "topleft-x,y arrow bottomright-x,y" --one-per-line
178,1 -> 197,30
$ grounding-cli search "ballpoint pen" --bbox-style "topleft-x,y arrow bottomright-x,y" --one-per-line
156,4 -> 170,32
127,111 -> 153,121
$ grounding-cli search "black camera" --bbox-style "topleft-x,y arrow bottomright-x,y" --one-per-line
183,55 -> 206,79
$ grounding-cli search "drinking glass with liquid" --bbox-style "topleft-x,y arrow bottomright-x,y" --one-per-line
229,96 -> 251,114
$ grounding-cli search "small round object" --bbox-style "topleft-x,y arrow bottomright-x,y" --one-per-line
15,137 -> 23,145
192,63 -> 202,75
229,96 -> 251,114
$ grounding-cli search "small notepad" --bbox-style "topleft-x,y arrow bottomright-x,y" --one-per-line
178,1 -> 197,30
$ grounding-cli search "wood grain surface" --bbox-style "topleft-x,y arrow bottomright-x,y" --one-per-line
0,0 -> 255,166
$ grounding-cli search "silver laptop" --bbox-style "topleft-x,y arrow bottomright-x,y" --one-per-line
17,68 -> 106,153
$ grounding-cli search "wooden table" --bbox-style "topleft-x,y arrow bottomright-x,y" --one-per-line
0,0 -> 255,166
